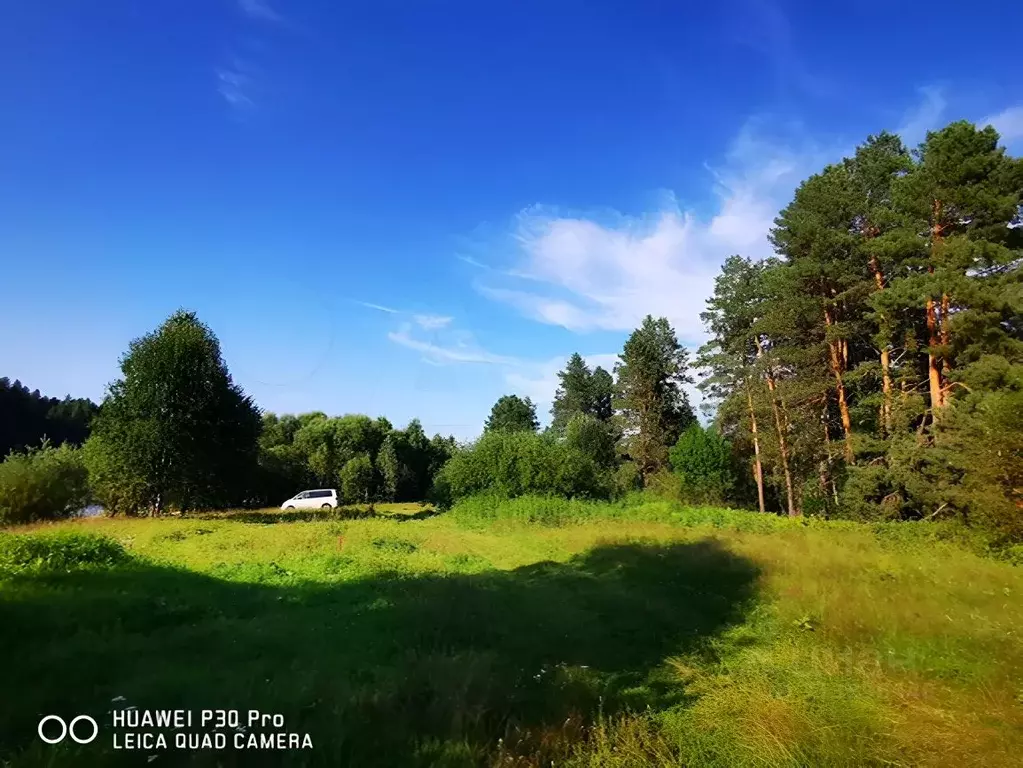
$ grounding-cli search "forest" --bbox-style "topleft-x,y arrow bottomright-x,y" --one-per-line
0,119 -> 1020,545
1,118 -> 1022,768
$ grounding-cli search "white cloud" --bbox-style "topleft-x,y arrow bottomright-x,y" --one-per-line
216,65 -> 254,109
896,86 -> 946,147
476,118 -> 837,344
385,323 -> 629,423
358,301 -> 400,314
413,314 -> 454,330
980,105 -> 1023,143
456,254 -> 492,270
238,0 -> 282,22
387,324 -> 518,366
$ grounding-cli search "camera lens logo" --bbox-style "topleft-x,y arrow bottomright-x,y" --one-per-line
38,715 -> 98,745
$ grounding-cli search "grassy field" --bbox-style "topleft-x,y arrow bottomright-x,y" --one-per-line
1,498 -> 1021,767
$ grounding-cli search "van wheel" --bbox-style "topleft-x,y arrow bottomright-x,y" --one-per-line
321,503 -> 333,509
285,505 -> 295,510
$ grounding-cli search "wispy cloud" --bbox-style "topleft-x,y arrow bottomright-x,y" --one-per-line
238,0 -> 282,23
738,0 -> 834,101
456,254 -> 492,270
216,62 -> 255,109
980,105 -> 1023,144
357,301 -> 401,314
475,117 -> 838,343
386,322 -> 623,420
896,86 -> 946,147
413,314 -> 454,330
387,324 -> 518,366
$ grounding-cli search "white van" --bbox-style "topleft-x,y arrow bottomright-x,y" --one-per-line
280,489 -> 338,510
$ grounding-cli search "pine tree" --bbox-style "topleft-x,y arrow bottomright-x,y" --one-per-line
550,354 -> 616,431
698,255 -> 774,513
590,367 -> 614,421
551,353 -> 593,432
485,395 -> 539,433
614,316 -> 695,479
893,121 -> 1023,415
845,132 -> 914,436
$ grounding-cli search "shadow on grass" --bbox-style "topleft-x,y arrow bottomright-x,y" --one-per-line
189,506 -> 442,525
0,540 -> 759,767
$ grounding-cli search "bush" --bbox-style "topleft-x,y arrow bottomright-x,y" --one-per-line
613,461 -> 643,496
433,431 -> 613,506
81,434 -> 149,516
668,424 -> 737,505
0,531 -> 130,574
0,442 -> 90,525
563,413 -> 618,469
449,493 -> 656,527
644,469 -> 684,501
340,454 -> 375,504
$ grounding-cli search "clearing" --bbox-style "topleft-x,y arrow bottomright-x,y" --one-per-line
1,499 -> 1021,767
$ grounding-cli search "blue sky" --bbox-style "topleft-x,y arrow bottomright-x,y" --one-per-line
2,0 -> 1021,440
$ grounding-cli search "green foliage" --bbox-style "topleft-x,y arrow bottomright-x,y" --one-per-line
0,377 -> 98,458
563,412 -> 618,469
85,310 -> 262,514
485,394 -> 540,433
669,424 -> 737,505
550,354 -> 615,431
613,461 -> 643,496
255,411 -> 454,506
2,503 -> 1021,765
702,119 -> 1023,537
0,531 -> 130,574
434,430 -> 613,505
615,316 -> 696,479
0,441 -> 90,525
374,419 -> 446,502
340,454 -> 375,504
449,494 -> 645,527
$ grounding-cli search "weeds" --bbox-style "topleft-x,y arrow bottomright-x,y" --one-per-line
1,498 -> 1021,766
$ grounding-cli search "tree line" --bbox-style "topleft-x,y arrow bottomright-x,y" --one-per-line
437,119 -> 1022,542
438,315 -> 716,504
0,378 -> 97,457
0,311 -> 458,523
700,120 -> 1021,539
1,118 -> 1019,540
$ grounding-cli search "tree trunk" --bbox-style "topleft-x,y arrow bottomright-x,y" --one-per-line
927,200 -> 946,412
756,338 -> 798,517
820,398 -> 838,504
940,292 -> 952,383
823,308 -> 855,463
746,384 -> 766,514
870,257 -> 893,436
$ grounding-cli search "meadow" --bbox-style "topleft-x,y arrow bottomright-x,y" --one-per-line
1,498 -> 1021,767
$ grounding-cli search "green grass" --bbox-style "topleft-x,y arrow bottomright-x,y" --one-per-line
1,498 -> 1021,767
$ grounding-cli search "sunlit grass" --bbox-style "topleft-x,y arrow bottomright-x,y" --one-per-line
2,499 -> 1020,766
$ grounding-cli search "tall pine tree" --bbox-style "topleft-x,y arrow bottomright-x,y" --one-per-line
614,316 -> 694,479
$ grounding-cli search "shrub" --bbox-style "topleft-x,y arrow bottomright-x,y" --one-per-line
0,531 -> 130,574
614,461 -> 643,496
433,431 -> 613,506
563,413 -> 618,469
644,469 -> 684,501
668,424 -> 737,505
340,454 -> 375,504
82,434 -> 149,516
0,442 -> 90,525
449,494 -> 654,527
